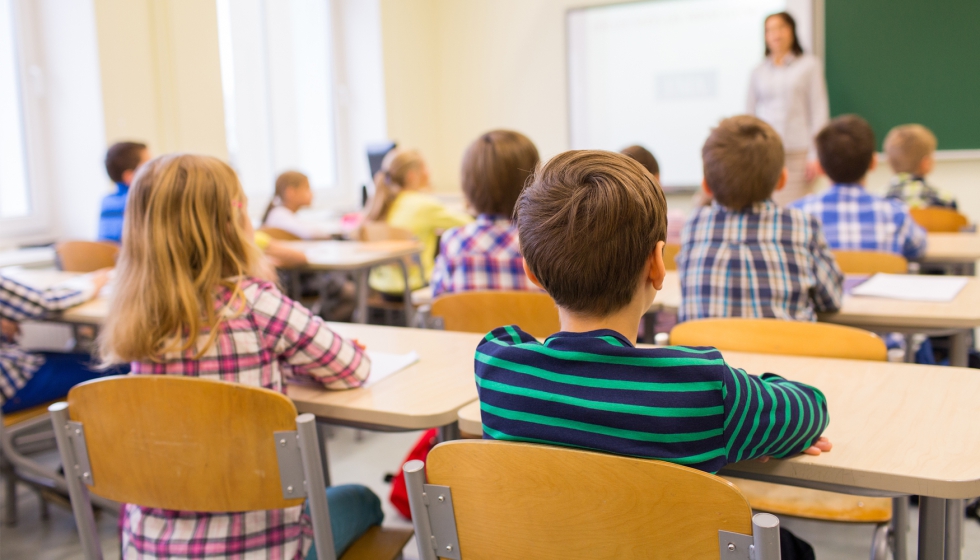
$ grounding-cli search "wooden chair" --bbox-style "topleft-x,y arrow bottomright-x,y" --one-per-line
910,207 -> 969,233
49,376 -> 411,560
831,250 -> 908,274
663,243 -> 680,271
669,317 -> 898,560
403,440 -> 781,560
358,221 -> 414,242
430,291 -> 560,339
258,226 -> 302,241
54,241 -> 119,273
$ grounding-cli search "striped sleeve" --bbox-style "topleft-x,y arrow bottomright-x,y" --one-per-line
0,274 -> 93,321
722,367 -> 829,463
251,281 -> 371,388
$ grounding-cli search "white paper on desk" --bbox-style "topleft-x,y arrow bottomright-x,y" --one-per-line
850,273 -> 968,302
17,321 -> 75,352
364,350 -> 419,387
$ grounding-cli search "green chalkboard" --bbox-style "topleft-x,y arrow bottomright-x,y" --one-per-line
825,0 -> 980,150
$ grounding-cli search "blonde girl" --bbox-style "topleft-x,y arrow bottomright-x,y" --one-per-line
365,148 -> 472,296
100,154 -> 382,560
263,170 -> 337,239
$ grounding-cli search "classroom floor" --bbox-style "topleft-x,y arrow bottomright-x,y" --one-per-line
3,426 -> 979,559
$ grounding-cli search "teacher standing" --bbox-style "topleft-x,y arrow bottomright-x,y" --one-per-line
747,12 -> 829,206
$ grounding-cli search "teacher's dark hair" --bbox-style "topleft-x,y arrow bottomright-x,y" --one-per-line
765,12 -> 804,56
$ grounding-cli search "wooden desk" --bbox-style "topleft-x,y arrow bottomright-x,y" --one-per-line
0,247 -> 56,269
655,271 -> 980,366
287,324 -> 479,433
456,351 -> 980,559
922,233 -> 980,271
282,240 -> 423,324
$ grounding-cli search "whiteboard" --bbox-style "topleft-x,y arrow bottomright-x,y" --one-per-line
567,0 -> 812,189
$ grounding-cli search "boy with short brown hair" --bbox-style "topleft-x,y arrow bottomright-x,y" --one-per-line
99,141 -> 150,243
883,124 -> 956,209
475,149 -> 831,474
676,115 -> 842,323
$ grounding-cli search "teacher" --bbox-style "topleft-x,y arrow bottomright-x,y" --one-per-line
747,12 -> 829,206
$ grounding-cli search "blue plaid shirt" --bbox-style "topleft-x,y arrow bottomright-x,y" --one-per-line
98,182 -> 129,243
788,184 -> 927,260
0,274 -> 93,404
676,200 -> 843,323
431,214 -> 536,298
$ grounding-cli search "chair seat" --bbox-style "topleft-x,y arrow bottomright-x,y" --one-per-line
340,526 -> 414,560
3,401 -> 60,427
725,478 -> 892,523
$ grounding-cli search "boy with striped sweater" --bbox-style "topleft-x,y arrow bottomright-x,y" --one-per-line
475,150 -> 831,472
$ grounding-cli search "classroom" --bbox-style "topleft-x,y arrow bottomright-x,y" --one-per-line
1,0 -> 979,559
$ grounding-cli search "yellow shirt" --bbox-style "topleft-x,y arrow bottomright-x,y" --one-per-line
369,191 -> 473,294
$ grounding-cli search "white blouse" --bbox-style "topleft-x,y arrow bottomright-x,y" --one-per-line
263,206 -> 337,240
746,53 -> 829,157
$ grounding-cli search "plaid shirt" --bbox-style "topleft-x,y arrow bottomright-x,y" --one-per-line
676,200 -> 843,323
789,184 -> 928,260
431,215 -> 535,298
0,274 -> 94,405
885,173 -> 957,210
122,277 -> 370,560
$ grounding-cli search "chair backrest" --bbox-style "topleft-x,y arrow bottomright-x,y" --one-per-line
670,318 -> 887,361
831,250 -> 908,274
910,207 -> 969,233
55,241 -> 119,273
258,226 -> 302,241
663,243 -> 680,271
63,375 -> 304,511
417,440 -> 756,559
358,221 -> 415,241
430,291 -> 560,339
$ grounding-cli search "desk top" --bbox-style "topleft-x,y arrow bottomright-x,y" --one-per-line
0,247 -> 56,269
655,271 -> 980,329
922,233 -> 980,264
455,350 -> 980,499
287,324 -> 480,430
284,240 -> 422,271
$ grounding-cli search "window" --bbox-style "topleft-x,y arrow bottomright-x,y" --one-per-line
0,0 -> 31,220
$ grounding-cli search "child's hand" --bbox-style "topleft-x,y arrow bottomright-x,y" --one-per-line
802,436 -> 833,456
90,269 -> 112,297
352,339 -> 367,351
1,319 -> 20,340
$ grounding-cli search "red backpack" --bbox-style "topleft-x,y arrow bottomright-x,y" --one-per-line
388,429 -> 438,519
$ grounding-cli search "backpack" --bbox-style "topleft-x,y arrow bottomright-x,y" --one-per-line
388,428 -> 438,519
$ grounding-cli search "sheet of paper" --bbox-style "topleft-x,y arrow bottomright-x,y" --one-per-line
364,350 -> 419,387
849,273 -> 968,302
17,321 -> 76,352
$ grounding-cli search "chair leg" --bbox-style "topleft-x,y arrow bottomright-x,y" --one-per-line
870,523 -> 889,560
3,463 -> 16,526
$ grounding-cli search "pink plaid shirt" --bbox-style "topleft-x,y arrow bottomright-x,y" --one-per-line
121,277 -> 370,559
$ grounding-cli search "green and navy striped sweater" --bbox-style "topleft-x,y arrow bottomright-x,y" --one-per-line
475,326 -> 829,473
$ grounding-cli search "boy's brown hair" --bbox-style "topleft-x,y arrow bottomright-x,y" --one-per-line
516,150 -> 667,317
702,116 -> 784,210
884,124 -> 936,174
461,130 -> 540,216
620,145 -> 659,177
105,141 -> 148,184
816,115 -> 876,184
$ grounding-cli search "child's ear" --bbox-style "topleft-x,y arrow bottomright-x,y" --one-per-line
774,167 -> 789,192
522,260 -> 545,290
920,154 -> 935,176
649,241 -> 667,290
869,153 -> 878,171
701,178 -> 713,199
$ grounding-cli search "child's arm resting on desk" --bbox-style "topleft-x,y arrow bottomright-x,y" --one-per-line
252,281 -> 371,389
722,365 -> 829,464
0,273 -> 100,320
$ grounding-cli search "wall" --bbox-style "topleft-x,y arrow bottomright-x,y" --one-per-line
378,0 -> 980,221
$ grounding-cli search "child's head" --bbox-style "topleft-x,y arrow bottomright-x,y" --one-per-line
100,154 -> 262,363
884,124 -> 937,177
461,130 -> 539,217
701,116 -> 785,210
816,115 -> 877,184
620,145 -> 660,181
105,141 -> 150,186
516,150 -> 667,318
365,149 -> 429,221
263,171 -> 311,222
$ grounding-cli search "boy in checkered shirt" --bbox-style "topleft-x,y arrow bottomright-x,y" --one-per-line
676,115 -> 843,323
431,130 -> 541,297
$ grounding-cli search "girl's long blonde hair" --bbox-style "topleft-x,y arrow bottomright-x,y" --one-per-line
262,170 -> 309,224
364,149 -> 426,221
99,154 -> 264,364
